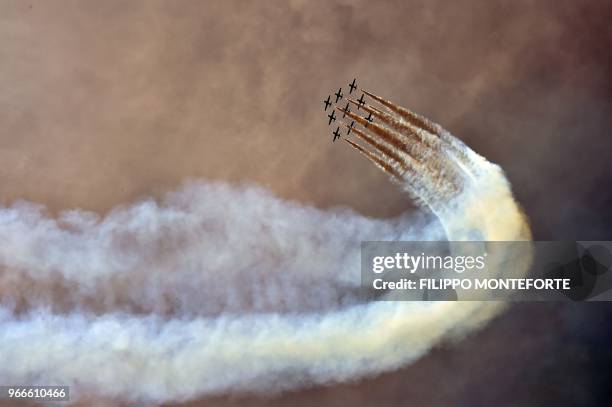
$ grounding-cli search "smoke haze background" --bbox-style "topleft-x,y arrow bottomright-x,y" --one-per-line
1,0 -> 611,406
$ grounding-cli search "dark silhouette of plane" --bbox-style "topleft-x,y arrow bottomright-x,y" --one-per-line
356,93 -> 366,109
332,127 -> 341,142
348,78 -> 357,94
327,110 -> 337,125
334,88 -> 343,103
364,112 -> 374,127
323,95 -> 331,111
341,102 -> 350,118
346,120 -> 355,135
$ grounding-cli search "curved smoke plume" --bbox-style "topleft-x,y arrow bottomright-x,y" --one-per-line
0,91 -> 531,404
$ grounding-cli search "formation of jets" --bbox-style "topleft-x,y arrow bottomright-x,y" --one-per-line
322,78 -> 374,142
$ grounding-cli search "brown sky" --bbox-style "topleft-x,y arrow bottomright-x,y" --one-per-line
2,0 -> 610,234
1,0 -> 611,406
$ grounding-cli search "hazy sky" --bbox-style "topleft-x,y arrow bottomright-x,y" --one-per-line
2,0 -> 610,237
1,1 -> 611,406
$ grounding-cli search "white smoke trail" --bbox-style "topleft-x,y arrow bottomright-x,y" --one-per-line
0,94 -> 532,404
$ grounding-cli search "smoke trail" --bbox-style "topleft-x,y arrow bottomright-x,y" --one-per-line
0,92 -> 531,404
